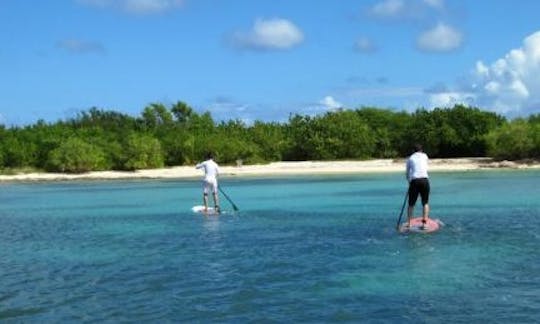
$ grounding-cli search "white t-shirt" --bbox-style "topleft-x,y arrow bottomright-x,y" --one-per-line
196,159 -> 220,182
406,152 -> 429,182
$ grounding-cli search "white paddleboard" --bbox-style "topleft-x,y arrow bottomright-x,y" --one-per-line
191,205 -> 220,215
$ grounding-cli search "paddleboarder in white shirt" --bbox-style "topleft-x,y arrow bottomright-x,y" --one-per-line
406,144 -> 430,229
196,152 -> 220,213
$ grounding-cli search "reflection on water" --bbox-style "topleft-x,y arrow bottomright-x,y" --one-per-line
202,216 -> 222,234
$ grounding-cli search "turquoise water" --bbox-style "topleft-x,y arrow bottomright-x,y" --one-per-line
1,170 -> 539,322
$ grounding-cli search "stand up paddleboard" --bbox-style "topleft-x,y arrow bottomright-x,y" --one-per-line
191,205 -> 221,215
399,217 -> 441,234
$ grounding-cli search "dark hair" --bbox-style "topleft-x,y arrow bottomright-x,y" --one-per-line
414,144 -> 423,152
206,152 -> 214,160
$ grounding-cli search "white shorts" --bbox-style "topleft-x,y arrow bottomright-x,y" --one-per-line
202,178 -> 218,195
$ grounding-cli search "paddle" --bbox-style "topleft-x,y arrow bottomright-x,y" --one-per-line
395,187 -> 409,231
218,186 -> 239,211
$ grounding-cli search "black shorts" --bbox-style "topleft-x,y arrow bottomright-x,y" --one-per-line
408,178 -> 430,206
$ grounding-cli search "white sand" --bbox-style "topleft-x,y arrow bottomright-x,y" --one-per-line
1,158 -> 538,182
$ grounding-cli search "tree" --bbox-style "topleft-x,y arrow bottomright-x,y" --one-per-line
529,116 -> 540,158
0,132 -> 37,168
47,137 -> 106,173
404,105 -> 504,158
485,119 -> 534,160
171,101 -> 194,124
286,114 -> 315,160
1,103 -> 537,172
286,110 -> 375,160
160,126 -> 195,165
356,107 -> 411,158
122,133 -> 164,170
249,121 -> 289,162
436,105 -> 504,157
72,107 -> 139,132
141,103 -> 173,130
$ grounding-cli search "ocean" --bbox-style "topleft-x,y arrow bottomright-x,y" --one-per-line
1,170 -> 539,322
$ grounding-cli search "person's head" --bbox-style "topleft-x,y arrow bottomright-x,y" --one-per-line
206,152 -> 214,160
414,143 -> 423,152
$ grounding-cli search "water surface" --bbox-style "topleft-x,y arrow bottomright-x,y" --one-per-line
1,170 -> 539,322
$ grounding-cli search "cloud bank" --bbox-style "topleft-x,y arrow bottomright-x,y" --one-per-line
366,0 -> 463,53
370,0 -> 406,18
320,96 -> 343,110
368,0 -> 444,22
231,18 -> 304,51
430,30 -> 540,115
416,23 -> 462,52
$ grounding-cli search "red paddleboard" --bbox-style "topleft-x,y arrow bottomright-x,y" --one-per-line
399,217 -> 441,234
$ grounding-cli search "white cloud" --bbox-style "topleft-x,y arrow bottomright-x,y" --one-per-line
429,30 -> 540,115
320,96 -> 343,110
367,0 -> 444,21
56,39 -> 105,54
354,37 -> 377,53
367,1 -> 461,54
78,0 -> 184,14
123,0 -> 183,14
370,0 -> 405,18
429,92 -> 473,108
472,30 -> 540,112
231,18 -> 304,51
416,23 -> 462,52
423,0 -> 444,9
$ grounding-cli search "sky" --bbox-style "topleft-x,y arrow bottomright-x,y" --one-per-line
2,0 -> 540,125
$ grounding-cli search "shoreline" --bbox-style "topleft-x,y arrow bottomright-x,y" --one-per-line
1,158 -> 539,182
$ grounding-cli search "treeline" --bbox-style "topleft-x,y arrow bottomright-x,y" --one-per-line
0,102 -> 539,173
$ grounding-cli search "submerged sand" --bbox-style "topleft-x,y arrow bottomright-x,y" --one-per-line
1,158 -> 538,182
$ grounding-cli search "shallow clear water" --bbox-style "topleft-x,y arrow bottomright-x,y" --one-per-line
1,170 -> 539,322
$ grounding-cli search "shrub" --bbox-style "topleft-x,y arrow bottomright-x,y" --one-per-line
122,133 -> 164,170
47,137 -> 106,173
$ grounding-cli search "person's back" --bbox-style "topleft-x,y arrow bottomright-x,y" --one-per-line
195,153 -> 220,213
197,159 -> 219,181
406,151 -> 428,181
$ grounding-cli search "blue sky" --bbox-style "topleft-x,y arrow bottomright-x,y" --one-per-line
2,0 -> 540,125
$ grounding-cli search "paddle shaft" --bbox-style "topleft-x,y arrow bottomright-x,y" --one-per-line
396,187 -> 409,230
218,186 -> 239,211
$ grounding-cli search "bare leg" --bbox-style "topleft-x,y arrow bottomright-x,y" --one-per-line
213,192 -> 220,213
422,204 -> 430,222
203,194 -> 209,212
407,205 -> 414,226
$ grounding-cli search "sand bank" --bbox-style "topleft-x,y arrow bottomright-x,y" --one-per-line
0,158 -> 538,182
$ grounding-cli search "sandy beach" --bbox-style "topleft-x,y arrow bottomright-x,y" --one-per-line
1,158 -> 538,182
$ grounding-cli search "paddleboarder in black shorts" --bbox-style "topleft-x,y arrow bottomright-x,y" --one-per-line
406,144 -> 430,229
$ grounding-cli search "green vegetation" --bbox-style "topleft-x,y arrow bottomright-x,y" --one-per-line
0,102 -> 538,173
47,137 -> 107,173
485,115 -> 540,160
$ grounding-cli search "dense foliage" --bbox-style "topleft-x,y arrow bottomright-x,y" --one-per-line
0,102 -> 538,173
